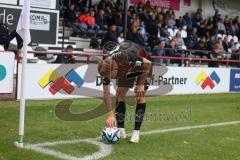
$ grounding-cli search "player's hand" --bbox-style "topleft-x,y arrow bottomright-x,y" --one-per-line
134,85 -> 145,101
106,115 -> 116,128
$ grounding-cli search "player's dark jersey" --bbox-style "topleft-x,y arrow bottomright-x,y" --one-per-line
102,41 -> 151,85
111,41 -> 150,66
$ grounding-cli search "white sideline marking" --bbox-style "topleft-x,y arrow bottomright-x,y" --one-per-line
24,120 -> 240,160
139,120 -> 240,136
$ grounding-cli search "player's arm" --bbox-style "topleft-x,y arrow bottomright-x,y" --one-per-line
135,58 -> 152,101
102,78 -> 116,127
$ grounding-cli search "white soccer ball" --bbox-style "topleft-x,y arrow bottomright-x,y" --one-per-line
101,127 -> 120,143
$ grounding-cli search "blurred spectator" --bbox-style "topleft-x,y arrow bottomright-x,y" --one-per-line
144,1 -> 154,14
139,7 -> 149,25
152,40 -> 166,64
117,32 -> 124,43
230,40 -> 240,60
59,0 -> 69,15
146,13 -> 157,35
166,38 -> 177,65
217,18 -> 226,34
95,9 -> 107,30
127,21 -> 138,39
101,22 -> 118,47
127,24 -> 151,52
138,20 -> 148,38
159,24 -> 170,42
168,15 -> 176,29
104,6 -> 113,23
206,22 -> 216,38
55,45 -> 75,64
185,27 -> 198,49
195,39 -> 208,58
115,0 -> 123,11
75,0 -> 87,12
175,32 -> 185,49
136,2 -> 144,14
197,21 -> 208,38
147,34 -> 159,51
64,3 -> 77,23
98,0 -> 115,10
152,20 -> 162,41
163,10 -> 171,26
222,36 -> 230,52
179,26 -> 188,39
206,36 -> 217,51
183,12 -> 192,29
208,42 -> 224,67
113,10 -> 124,32
60,1 -> 240,67
192,12 -> 202,28
64,3 -> 86,36
175,16 -> 184,28
193,9 -> 203,21
86,11 -> 99,31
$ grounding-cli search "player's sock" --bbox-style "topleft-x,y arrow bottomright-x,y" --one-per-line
134,103 -> 146,130
115,101 -> 126,128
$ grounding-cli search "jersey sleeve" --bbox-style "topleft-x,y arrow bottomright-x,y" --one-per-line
124,42 -> 144,65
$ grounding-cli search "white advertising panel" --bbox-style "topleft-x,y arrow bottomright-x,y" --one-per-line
30,12 -> 50,31
0,52 -> 15,93
0,4 -> 59,45
149,66 -> 230,95
17,64 -> 231,100
17,64 -> 116,100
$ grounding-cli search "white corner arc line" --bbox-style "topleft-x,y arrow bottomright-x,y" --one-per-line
24,120 -> 240,160
24,138 -> 112,160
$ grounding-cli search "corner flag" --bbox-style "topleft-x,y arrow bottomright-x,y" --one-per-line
16,0 -> 31,44
15,0 -> 31,148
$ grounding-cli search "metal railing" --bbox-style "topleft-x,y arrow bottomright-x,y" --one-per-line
1,49 -> 240,100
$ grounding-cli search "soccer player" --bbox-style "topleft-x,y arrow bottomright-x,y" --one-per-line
98,41 -> 152,143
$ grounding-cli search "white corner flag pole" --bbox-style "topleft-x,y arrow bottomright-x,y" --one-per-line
15,0 -> 31,148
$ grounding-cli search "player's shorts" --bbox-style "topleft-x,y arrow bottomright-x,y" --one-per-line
116,76 -> 150,91
116,66 -> 152,91
116,76 -> 135,88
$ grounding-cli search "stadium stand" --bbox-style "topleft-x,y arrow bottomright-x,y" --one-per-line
55,0 -> 240,67
1,0 -> 240,67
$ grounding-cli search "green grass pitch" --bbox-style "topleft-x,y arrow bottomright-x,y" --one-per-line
1,93 -> 240,160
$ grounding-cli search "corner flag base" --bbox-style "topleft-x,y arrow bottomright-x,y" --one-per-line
14,141 -> 24,148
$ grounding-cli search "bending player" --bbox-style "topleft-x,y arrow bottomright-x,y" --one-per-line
98,41 -> 152,143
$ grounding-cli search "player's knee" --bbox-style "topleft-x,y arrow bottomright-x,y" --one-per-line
116,91 -> 126,102
136,97 -> 145,104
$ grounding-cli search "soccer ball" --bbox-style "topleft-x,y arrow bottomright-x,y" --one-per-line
101,127 -> 120,143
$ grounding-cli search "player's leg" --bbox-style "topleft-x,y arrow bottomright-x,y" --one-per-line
115,87 -> 129,138
130,78 -> 150,143
130,95 -> 146,143
116,76 -> 134,139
